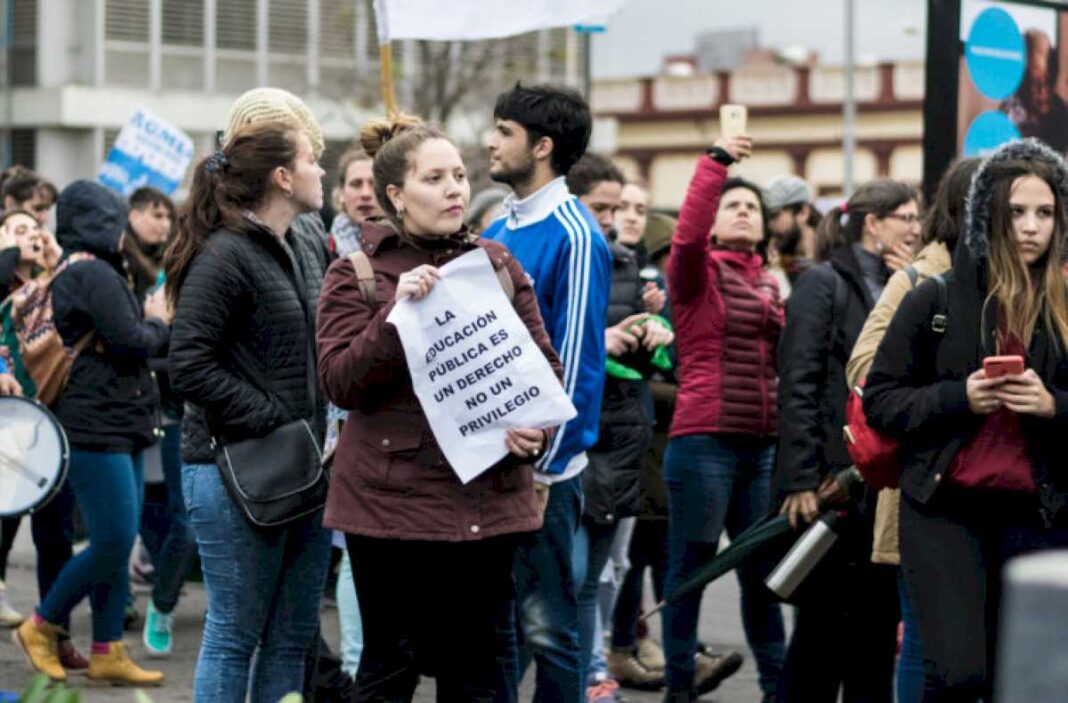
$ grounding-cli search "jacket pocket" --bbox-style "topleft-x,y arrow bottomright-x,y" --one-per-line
355,431 -> 422,494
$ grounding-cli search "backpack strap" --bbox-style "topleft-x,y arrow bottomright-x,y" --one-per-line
346,251 -> 379,309
930,273 -> 948,334
346,249 -> 515,307
495,264 -> 514,302
827,268 -> 848,355
904,264 -> 919,288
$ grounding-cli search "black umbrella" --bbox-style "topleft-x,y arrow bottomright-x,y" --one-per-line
643,466 -> 863,620
643,513 -> 795,620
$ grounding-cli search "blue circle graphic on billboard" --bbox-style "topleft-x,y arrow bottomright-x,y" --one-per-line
964,110 -> 1021,156
965,7 -> 1025,100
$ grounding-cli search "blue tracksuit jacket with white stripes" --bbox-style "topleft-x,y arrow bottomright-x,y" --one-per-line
483,176 -> 611,482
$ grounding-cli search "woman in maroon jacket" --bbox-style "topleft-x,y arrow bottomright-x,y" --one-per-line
660,136 -> 787,703
315,115 -> 562,702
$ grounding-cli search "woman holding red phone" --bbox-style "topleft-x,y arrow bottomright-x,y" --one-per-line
864,139 -> 1068,703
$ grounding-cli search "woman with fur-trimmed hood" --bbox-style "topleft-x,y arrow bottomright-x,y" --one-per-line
865,139 -> 1068,702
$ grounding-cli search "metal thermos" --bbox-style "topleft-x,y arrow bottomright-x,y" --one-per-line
765,511 -> 840,600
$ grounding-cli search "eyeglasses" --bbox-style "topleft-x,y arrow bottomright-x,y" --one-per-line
883,213 -> 920,224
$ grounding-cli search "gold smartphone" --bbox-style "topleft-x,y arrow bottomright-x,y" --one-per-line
719,104 -> 748,138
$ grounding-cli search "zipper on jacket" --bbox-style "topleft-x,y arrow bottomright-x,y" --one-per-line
758,295 -> 769,434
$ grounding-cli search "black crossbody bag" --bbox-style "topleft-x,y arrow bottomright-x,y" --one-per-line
211,242 -> 329,528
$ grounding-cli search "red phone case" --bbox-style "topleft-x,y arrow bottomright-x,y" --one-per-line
983,355 -> 1025,378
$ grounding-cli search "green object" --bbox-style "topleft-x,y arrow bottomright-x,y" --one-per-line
18,674 -> 49,703
277,695 -> 304,703
143,600 -> 174,656
605,314 -> 674,380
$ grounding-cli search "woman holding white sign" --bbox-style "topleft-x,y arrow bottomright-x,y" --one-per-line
316,114 -> 565,702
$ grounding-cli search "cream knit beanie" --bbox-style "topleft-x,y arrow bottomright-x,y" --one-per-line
222,87 -> 325,158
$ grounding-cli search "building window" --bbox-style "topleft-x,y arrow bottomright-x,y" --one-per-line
10,129 -> 36,171
162,0 -> 205,90
8,0 -> 38,87
162,0 -> 204,47
268,0 -> 309,93
216,0 -> 257,92
269,0 -> 307,54
217,0 -> 256,50
106,0 -> 150,41
105,0 -> 150,87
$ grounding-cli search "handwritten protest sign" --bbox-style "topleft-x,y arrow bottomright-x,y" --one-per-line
97,106 -> 194,197
387,248 -> 576,483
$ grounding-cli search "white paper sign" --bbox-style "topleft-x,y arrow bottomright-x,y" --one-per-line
387,248 -> 577,483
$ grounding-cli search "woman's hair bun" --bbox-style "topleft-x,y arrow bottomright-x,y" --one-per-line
359,113 -> 424,158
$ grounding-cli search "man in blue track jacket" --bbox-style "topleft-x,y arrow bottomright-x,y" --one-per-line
483,83 -> 611,703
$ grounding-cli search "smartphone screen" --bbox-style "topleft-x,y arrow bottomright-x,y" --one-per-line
720,104 -> 748,138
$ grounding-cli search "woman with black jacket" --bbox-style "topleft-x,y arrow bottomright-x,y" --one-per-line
774,178 -> 919,702
864,139 -> 1068,702
13,180 -> 171,686
166,122 -> 332,702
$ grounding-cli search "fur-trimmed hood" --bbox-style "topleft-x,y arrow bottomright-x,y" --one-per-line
962,138 -> 1068,265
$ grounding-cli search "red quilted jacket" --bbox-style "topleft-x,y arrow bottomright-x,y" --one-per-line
667,156 -> 784,439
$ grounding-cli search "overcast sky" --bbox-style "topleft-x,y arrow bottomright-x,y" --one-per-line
592,0 -> 929,77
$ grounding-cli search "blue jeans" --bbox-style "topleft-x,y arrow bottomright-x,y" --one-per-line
575,518 -> 618,683
506,474 -> 584,703
141,424 -> 196,613
336,549 -> 363,678
183,464 -> 331,703
662,434 -> 786,696
897,570 -> 923,703
38,450 -> 143,643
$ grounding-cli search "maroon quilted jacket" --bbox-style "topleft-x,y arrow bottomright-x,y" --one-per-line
667,156 -> 783,439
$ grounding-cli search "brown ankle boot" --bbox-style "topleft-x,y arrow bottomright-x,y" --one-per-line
87,642 -> 164,686
12,617 -> 65,681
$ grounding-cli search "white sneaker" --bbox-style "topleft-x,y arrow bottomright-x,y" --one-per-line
0,581 -> 24,627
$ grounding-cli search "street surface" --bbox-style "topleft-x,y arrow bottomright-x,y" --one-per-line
0,528 -> 766,701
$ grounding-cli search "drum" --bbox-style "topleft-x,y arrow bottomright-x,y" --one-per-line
0,396 -> 69,517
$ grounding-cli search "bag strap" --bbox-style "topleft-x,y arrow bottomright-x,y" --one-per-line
827,268 -> 848,355
930,273 -> 948,334
347,251 -> 379,309
346,249 -> 515,310
904,264 -> 919,288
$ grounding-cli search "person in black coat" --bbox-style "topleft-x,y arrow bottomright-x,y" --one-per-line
567,154 -> 673,694
166,121 -> 332,702
774,178 -> 920,703
864,139 -> 1068,703
13,180 -> 170,686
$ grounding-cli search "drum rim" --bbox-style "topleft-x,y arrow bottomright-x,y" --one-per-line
0,395 -> 70,517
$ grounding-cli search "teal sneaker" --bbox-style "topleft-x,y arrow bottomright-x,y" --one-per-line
142,600 -> 174,657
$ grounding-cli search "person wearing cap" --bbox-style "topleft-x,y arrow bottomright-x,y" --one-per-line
764,175 -> 819,298
220,87 -> 332,251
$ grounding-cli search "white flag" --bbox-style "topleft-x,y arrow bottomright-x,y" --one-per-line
373,0 -> 627,43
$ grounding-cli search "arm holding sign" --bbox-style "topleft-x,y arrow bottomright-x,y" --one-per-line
316,255 -> 409,411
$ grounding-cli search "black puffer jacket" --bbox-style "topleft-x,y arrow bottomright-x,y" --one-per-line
583,240 -> 651,524
51,180 -> 170,453
170,213 -> 330,464
775,245 -> 876,497
865,139 -> 1068,525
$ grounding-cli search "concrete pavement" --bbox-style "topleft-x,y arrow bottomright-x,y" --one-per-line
0,527 -> 768,701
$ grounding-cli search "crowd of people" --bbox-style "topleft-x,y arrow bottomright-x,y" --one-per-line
1,79 -> 1067,703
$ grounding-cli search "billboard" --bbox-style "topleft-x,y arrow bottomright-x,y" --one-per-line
925,0 -> 1068,195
